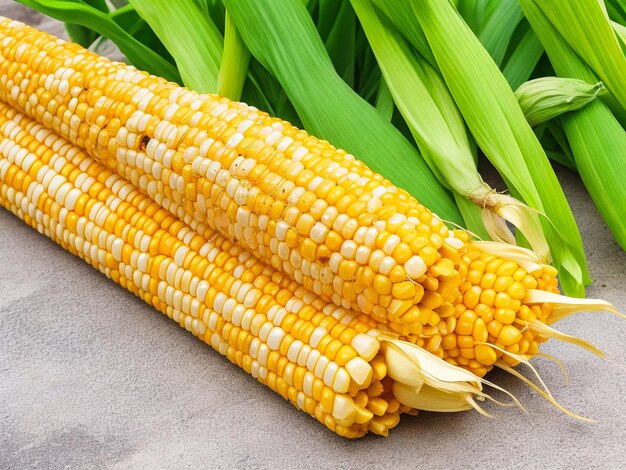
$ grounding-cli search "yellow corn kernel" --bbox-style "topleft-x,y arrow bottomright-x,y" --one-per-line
474,344 -> 497,366
499,325 -> 523,346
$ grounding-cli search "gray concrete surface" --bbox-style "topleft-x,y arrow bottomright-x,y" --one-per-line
1,3 -> 625,469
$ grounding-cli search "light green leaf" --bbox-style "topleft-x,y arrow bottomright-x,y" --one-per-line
516,77 -> 605,127
478,0 -> 524,66
501,21 -> 544,89
353,0 -> 549,253
521,0 -> 626,251
534,0 -> 626,121
410,0 -> 589,294
324,1 -> 356,87
129,0 -> 222,93
371,0 -> 435,66
374,79 -> 394,122
217,11 -> 250,100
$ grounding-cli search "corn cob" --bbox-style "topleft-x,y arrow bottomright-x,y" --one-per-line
0,18 -> 619,382
2,101 -> 518,437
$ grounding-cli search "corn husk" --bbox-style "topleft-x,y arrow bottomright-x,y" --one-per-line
216,11 -> 250,100
521,0 -> 626,251
532,0 -> 626,122
352,0 -> 550,255
408,0 -> 590,295
516,77 -> 605,127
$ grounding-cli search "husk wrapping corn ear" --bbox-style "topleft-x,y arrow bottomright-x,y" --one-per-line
515,77 -> 605,127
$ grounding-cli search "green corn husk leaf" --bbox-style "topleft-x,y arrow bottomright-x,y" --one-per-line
64,22 -> 97,47
477,0 -> 524,66
516,77 -> 605,127
129,0 -> 222,93
521,0 -> 626,251
457,0 -> 500,34
607,0 -> 626,24
352,0 -> 550,254
64,0 -> 109,47
316,0 -> 342,40
409,0 -> 589,295
246,61 -> 301,126
533,0 -> 626,122
537,122 -> 577,171
453,194 -> 490,240
16,0 -> 181,83
107,5 -> 175,65
108,4 -> 136,28
463,1 -> 543,89
203,0 -> 225,32
501,21 -> 544,89
223,0 -> 461,223
370,0 -> 435,67
323,0 -> 356,87
612,20 -> 626,50
216,11 -> 250,100
375,79 -> 394,122
240,69 -> 277,116
355,25 -> 384,104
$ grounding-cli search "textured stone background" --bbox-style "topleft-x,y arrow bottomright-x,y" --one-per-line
1,3 -> 625,468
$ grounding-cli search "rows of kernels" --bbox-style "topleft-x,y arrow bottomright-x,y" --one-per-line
0,180 -> 378,439
0,105 -> 401,436
442,245 -> 559,376
7,97 -> 386,367
90,157 -> 385,367
0,107 -> 377,395
0,19 -> 465,334
0,153 -> 383,437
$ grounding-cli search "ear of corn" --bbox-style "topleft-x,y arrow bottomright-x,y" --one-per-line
0,99 -> 520,437
0,101 -> 392,437
515,77 -> 605,127
0,18 -> 619,424
0,15 -> 466,332
407,0 -> 590,296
